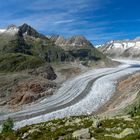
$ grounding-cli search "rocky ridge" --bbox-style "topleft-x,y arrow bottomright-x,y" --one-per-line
19,23 -> 46,39
98,38 -> 140,58
49,35 -> 93,50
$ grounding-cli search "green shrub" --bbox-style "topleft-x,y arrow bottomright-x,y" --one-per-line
2,118 -> 14,133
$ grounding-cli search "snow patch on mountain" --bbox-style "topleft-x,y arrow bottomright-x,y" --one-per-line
98,38 -> 140,58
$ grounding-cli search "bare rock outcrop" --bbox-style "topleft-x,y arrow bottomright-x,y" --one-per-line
10,80 -> 56,105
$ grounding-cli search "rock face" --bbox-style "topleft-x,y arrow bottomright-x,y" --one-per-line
98,39 -> 140,58
50,35 -> 93,50
40,65 -> 57,80
0,65 -> 57,107
29,65 -> 57,80
19,23 -> 46,39
105,128 -> 135,138
10,81 -> 56,105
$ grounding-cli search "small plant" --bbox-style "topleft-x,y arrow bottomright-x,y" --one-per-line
2,118 -> 14,133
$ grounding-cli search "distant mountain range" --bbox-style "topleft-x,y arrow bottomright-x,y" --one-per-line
0,23 -> 108,72
98,38 -> 140,59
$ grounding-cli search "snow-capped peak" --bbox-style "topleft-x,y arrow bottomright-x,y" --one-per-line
98,37 -> 140,59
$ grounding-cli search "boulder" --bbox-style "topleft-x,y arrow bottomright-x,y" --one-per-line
72,128 -> 91,139
92,119 -> 101,128
105,128 -> 135,138
118,128 -> 135,138
29,65 -> 57,80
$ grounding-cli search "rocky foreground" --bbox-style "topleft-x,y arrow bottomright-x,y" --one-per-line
0,114 -> 140,140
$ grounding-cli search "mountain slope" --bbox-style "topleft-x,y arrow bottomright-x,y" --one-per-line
0,24 -> 108,71
49,35 -> 107,64
98,39 -> 140,58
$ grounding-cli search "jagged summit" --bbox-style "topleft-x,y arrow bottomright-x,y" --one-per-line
50,35 -> 66,46
66,35 -> 92,47
7,24 -> 17,30
98,38 -> 140,58
50,35 -> 93,50
0,23 -> 47,39
19,23 -> 46,39
6,24 -> 19,35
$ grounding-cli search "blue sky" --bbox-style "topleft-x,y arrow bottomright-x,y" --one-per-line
0,0 -> 140,45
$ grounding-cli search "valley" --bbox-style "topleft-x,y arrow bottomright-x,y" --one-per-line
0,24 -> 140,140
0,59 -> 139,130
0,23 -> 112,112
0,0 -> 140,139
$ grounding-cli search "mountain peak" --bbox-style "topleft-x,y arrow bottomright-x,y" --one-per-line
7,24 -> 17,30
5,24 -> 19,35
22,23 -> 30,27
19,23 -> 46,39
50,35 -> 93,50
98,37 -> 140,58
20,23 -> 35,30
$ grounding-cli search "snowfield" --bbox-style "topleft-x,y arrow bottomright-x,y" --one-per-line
1,59 -> 140,129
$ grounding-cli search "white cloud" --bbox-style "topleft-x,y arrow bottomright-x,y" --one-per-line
54,19 -> 76,24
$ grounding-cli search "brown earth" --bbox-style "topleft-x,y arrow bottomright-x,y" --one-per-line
9,80 -> 56,106
117,73 -> 140,92
96,71 -> 140,116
